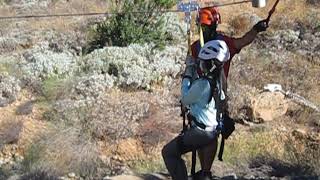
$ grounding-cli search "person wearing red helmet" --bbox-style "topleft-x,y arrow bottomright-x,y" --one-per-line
187,6 -> 269,180
192,6 -> 268,78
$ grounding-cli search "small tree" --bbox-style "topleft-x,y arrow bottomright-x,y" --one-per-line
86,0 -> 175,52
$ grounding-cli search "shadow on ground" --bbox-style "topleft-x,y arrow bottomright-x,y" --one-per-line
248,155 -> 319,179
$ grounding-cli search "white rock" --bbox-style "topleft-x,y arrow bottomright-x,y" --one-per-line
68,172 -> 76,178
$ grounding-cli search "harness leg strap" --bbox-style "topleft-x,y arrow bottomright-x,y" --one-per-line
191,149 -> 196,176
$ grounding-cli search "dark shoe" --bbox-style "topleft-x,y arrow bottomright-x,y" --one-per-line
191,170 -> 212,180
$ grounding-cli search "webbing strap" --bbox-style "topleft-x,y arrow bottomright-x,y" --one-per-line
218,137 -> 225,161
191,149 -> 196,176
199,26 -> 204,47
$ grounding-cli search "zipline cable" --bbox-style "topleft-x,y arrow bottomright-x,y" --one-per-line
0,0 -> 254,21
0,10 -> 179,20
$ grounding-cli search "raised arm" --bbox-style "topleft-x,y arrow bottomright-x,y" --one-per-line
233,19 -> 269,50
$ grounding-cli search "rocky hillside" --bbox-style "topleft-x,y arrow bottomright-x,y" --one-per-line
0,0 -> 320,180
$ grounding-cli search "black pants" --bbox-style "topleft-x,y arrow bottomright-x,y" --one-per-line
162,126 -> 216,180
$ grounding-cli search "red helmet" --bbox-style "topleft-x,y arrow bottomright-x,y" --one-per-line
199,7 -> 221,26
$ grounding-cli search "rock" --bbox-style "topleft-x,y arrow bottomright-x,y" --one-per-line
243,174 -> 255,180
68,172 -> 76,178
7,175 -> 20,180
251,92 -> 288,123
146,173 -> 169,180
16,100 -> 34,115
221,173 -> 238,180
108,175 -> 144,180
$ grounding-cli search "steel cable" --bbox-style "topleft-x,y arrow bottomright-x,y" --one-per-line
0,0 -> 252,21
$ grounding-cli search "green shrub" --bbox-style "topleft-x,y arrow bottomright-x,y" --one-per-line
86,0 -> 175,52
41,76 -> 72,101
21,143 -> 45,173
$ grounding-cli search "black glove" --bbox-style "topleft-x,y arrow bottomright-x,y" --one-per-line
253,19 -> 269,32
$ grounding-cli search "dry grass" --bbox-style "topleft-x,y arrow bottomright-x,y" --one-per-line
21,126 -> 103,178
248,130 -> 320,176
49,0 -> 108,14
0,0 -> 109,38
222,126 -> 286,165
229,13 -> 257,35
221,122 -> 320,176
220,0 -> 320,35
231,47 -> 320,108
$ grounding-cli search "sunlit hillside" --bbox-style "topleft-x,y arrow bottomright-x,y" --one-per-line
0,0 -> 319,179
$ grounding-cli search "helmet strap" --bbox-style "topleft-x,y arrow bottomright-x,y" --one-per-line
209,61 -> 216,73
200,26 -> 204,47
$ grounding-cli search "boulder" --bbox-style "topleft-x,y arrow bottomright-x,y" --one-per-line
251,92 -> 288,122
